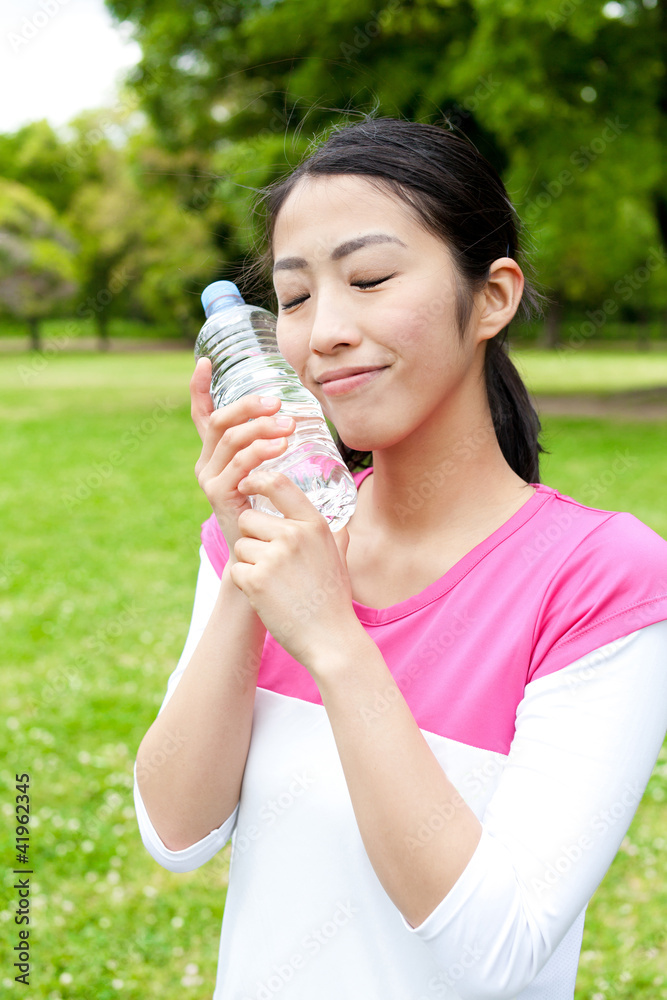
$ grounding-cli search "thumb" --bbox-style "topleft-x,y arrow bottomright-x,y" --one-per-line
190,357 -> 215,441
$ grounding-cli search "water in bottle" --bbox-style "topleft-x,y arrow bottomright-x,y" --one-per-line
195,281 -> 358,531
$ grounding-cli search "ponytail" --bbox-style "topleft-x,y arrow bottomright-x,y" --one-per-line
485,332 -> 545,485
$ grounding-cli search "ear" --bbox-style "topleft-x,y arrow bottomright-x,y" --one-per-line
472,259 -> 525,343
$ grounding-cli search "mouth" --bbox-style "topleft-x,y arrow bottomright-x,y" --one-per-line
319,367 -> 388,396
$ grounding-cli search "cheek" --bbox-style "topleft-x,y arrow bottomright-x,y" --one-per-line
276,325 -> 304,372
382,288 -> 456,349
384,299 -> 459,379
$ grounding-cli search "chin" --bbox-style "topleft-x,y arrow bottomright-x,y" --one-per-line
336,425 -> 399,454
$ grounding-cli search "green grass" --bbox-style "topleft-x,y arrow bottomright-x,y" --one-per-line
1,351 -> 665,999
512,347 -> 667,395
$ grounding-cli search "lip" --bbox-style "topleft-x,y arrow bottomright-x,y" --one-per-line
320,367 -> 388,396
316,365 -> 387,384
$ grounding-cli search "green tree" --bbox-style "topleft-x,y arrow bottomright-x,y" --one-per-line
0,179 -> 79,350
105,0 -> 667,341
0,120 -> 77,214
66,140 -> 214,348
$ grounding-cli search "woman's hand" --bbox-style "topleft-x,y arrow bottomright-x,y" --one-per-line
190,357 -> 296,558
230,470 -> 364,673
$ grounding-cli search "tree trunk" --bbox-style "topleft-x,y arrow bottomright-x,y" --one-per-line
96,312 -> 110,352
542,300 -> 561,350
28,317 -> 41,352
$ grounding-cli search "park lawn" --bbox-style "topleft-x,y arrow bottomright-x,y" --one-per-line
4,341 -> 667,398
0,351 -> 665,999
512,346 -> 667,395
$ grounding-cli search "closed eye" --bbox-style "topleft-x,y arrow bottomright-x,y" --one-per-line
279,272 -> 397,310
279,294 -> 309,311
354,273 -> 397,289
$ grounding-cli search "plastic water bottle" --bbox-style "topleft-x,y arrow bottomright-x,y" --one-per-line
195,281 -> 358,531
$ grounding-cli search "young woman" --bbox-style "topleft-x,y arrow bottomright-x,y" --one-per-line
133,119 -> 667,999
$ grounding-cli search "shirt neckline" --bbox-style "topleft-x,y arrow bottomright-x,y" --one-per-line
349,468 -> 551,625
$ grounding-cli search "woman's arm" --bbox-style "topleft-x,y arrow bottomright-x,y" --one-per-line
311,629 -> 484,927
309,619 -> 667,998
135,546 -> 267,855
134,369 -> 299,863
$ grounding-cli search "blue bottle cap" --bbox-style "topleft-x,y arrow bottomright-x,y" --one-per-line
201,281 -> 245,316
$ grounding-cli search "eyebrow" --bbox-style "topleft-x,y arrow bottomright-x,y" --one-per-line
273,233 -> 407,272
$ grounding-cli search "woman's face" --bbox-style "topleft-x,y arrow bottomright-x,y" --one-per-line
272,174 -> 484,453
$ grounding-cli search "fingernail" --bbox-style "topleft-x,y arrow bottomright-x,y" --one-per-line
274,417 -> 291,427
260,396 -> 279,407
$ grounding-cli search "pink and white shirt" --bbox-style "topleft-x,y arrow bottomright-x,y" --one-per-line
135,473 -> 667,999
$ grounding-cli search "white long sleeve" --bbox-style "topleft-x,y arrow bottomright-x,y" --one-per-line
398,619 -> 667,998
133,546 -> 239,873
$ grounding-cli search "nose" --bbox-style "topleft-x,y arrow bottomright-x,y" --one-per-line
308,288 -> 362,356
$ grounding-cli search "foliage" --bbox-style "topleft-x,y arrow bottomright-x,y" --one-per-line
104,0 -> 667,328
0,111 -> 218,347
64,137 -> 213,345
0,120 -> 80,214
0,179 -> 79,347
1,1 -> 665,341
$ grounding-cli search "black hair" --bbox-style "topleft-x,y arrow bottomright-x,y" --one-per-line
256,117 -> 548,483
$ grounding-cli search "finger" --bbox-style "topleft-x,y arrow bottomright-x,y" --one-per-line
237,472 -> 323,523
198,403 -> 293,477
233,534 -> 269,565
237,507 -> 285,541
190,357 -> 214,442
